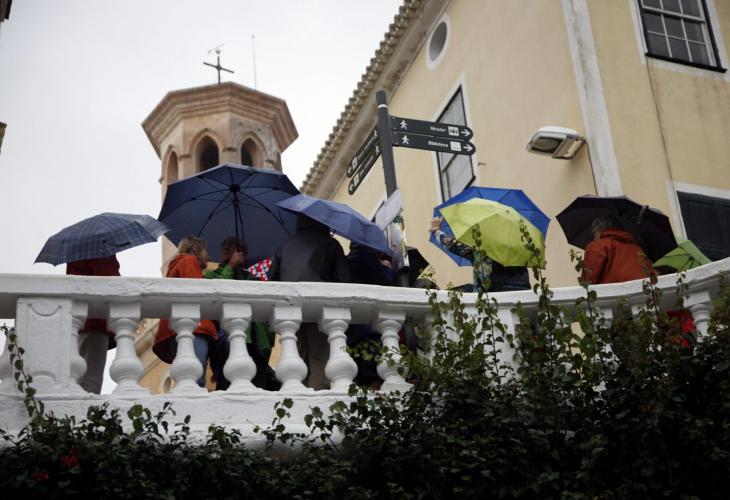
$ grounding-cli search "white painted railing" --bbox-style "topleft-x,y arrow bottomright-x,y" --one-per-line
0,257 -> 727,437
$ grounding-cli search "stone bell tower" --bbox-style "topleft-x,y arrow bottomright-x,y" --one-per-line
142,81 -> 298,262
135,82 -> 297,394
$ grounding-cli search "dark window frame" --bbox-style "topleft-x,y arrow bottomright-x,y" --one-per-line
677,190 -> 730,261
637,0 -> 726,72
436,87 -> 475,201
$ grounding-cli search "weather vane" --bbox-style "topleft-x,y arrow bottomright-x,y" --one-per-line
204,44 -> 234,84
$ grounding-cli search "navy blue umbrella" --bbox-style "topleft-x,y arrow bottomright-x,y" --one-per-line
277,194 -> 391,255
430,186 -> 550,266
35,212 -> 170,266
158,163 -> 299,266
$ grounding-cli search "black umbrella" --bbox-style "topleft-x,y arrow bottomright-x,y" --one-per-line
556,195 -> 677,261
406,246 -> 430,285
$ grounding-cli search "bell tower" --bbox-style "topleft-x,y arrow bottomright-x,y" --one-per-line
142,81 -> 298,263
142,81 -> 298,190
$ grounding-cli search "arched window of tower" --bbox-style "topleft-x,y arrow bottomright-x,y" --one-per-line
240,138 -> 262,167
197,136 -> 219,171
166,152 -> 178,184
241,146 -> 254,166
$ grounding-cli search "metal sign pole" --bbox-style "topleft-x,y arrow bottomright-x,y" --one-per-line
376,90 -> 398,197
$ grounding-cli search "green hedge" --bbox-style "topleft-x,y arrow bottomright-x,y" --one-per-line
1,267 -> 729,499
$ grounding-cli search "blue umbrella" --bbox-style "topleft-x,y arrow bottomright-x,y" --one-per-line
35,212 -> 170,266
159,163 -> 299,266
430,186 -> 550,266
277,194 -> 391,255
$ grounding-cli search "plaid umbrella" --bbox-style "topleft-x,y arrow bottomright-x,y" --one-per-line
35,213 -> 170,266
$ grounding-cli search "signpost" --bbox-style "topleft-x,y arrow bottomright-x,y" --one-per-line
345,90 -> 477,286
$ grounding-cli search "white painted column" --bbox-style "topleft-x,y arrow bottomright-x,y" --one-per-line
374,310 -> 411,393
318,306 -> 356,392
169,303 -> 206,394
495,306 -> 521,373
562,0 -> 622,196
685,290 -> 713,339
271,306 -> 308,392
0,326 -> 15,394
68,302 -> 88,393
222,302 -> 258,392
108,302 -> 148,395
14,297 -> 76,394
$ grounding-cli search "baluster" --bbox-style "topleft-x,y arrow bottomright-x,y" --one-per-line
318,306 -> 355,392
686,290 -> 712,339
169,303 -> 206,394
222,302 -> 258,392
68,302 -> 88,393
495,306 -> 520,374
0,329 -> 13,394
109,302 -> 148,395
271,306 -> 308,392
374,310 -> 411,393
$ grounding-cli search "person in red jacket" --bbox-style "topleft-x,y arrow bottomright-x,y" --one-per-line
66,255 -> 121,393
153,236 -> 220,387
581,215 -> 656,285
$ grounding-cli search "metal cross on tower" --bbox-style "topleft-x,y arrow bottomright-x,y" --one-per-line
203,45 -> 234,84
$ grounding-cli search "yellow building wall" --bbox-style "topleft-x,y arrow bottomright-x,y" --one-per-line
329,0 -> 596,288
590,0 -> 730,230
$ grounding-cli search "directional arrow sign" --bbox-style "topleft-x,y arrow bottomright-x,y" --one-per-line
348,149 -> 379,194
390,115 -> 473,140
346,127 -> 380,177
391,131 -> 476,156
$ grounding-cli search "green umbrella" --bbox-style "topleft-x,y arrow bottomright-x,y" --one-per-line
440,198 -> 545,267
653,237 -> 711,271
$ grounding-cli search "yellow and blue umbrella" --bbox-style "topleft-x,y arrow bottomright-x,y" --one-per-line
431,186 -> 550,267
440,198 -> 545,267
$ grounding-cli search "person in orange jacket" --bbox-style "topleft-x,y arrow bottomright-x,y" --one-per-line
581,215 -> 656,285
66,255 -> 121,393
153,236 -> 220,387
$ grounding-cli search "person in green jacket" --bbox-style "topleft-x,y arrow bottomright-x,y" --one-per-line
204,237 -> 280,390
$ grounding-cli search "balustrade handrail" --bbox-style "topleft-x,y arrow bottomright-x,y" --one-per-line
0,256 -> 727,320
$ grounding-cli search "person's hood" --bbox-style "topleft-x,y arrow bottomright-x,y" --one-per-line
599,228 -> 637,245
296,214 -> 330,234
169,252 -> 199,272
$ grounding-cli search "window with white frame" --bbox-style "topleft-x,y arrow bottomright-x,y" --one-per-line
436,88 -> 474,201
638,0 -> 723,70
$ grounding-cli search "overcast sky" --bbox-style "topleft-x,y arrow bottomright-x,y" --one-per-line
0,0 -> 401,278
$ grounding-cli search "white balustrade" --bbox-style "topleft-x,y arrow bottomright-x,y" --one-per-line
318,306 -> 356,392
271,305 -> 308,392
222,302 -> 258,392
685,290 -> 712,338
69,301 -> 88,393
169,303 -> 206,395
0,257 -> 726,435
109,302 -> 148,396
374,310 -> 411,393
